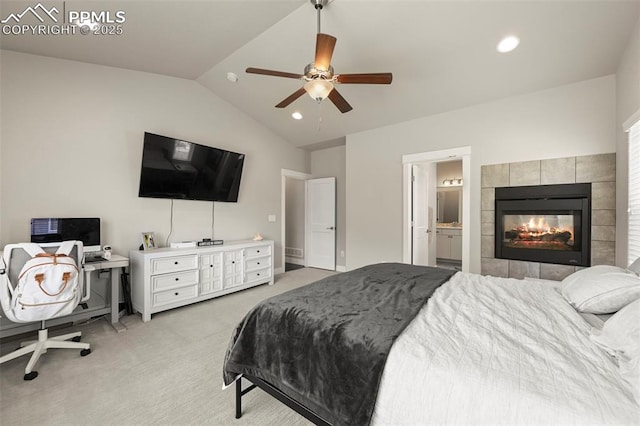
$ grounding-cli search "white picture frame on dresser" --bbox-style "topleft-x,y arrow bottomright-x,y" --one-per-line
129,240 -> 274,321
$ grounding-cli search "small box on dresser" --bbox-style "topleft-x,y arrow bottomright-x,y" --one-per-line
130,240 -> 274,321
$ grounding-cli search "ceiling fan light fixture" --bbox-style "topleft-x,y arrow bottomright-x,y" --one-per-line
304,79 -> 334,102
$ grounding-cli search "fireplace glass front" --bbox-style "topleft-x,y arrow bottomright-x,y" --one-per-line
502,214 -> 577,251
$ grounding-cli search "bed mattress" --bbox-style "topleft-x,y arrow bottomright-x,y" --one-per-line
371,272 -> 640,425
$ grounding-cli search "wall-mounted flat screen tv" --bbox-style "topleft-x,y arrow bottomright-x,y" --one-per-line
138,132 -> 245,202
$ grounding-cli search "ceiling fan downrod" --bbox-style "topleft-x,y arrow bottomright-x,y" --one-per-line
312,0 -> 328,34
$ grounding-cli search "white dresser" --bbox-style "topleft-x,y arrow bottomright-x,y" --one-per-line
129,240 -> 274,321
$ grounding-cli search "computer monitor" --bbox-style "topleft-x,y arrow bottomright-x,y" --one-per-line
30,218 -> 101,254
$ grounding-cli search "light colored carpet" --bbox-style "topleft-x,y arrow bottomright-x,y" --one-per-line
0,267 -> 337,426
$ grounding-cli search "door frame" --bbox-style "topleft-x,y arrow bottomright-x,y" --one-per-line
281,168 -> 312,274
402,146 -> 471,272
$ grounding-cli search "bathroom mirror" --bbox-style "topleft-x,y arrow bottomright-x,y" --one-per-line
437,188 -> 461,224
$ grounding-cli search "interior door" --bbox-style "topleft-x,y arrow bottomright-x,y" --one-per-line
306,177 -> 336,270
412,164 -> 437,266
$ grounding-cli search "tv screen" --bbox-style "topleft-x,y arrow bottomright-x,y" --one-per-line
138,132 -> 245,202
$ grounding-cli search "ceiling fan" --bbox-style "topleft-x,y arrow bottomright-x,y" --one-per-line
246,0 -> 392,114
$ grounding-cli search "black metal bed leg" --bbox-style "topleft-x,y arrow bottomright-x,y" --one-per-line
235,377 -> 257,420
235,379 -> 243,419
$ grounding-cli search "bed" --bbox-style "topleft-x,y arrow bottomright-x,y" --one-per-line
223,262 -> 640,425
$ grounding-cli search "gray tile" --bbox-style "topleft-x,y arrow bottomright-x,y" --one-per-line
481,235 -> 495,258
541,157 -> 576,185
481,210 -> 494,224
481,222 -> 495,236
481,188 -> 495,211
481,163 -> 509,188
509,160 -> 541,186
592,210 -> 616,226
509,260 -> 540,279
540,264 -> 576,281
576,153 -> 616,183
591,241 -> 616,266
592,225 -> 616,242
481,258 -> 509,277
592,182 -> 616,210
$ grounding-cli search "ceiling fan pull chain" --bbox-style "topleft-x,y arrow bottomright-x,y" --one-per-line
317,101 -> 323,132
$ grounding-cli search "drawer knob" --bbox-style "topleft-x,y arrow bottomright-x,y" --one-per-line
174,261 -> 178,265
232,261 -> 235,264
210,264 -> 213,268
175,278 -> 179,281
257,273 -> 260,276
257,250 -> 260,253
174,292 -> 179,296
257,262 -> 260,265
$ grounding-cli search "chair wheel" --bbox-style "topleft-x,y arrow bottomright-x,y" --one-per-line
80,348 -> 91,357
72,336 -> 81,342
24,371 -> 38,380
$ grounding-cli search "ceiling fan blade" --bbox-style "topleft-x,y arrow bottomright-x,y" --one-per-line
328,88 -> 353,113
275,87 -> 307,108
246,67 -> 303,79
314,33 -> 337,71
335,73 -> 393,84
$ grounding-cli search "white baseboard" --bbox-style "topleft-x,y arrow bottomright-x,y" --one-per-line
285,256 -> 305,266
336,265 -> 346,272
274,266 -> 285,275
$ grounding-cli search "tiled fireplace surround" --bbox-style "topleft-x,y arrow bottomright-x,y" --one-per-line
481,153 -> 616,281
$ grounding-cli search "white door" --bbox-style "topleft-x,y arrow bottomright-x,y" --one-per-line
306,177 -> 336,270
412,164 -> 437,266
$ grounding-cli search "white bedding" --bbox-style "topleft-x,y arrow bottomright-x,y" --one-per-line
371,272 -> 640,425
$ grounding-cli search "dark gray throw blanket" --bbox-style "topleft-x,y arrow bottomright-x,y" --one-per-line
223,262 -> 456,426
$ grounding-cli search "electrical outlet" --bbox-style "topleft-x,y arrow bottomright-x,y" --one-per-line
340,250 -> 345,258
268,214 -> 276,222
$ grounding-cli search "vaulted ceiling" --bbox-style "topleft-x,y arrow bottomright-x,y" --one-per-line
2,0 -> 639,149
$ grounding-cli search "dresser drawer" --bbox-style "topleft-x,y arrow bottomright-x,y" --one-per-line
151,255 -> 199,274
246,268 -> 271,284
246,257 -> 271,271
152,285 -> 198,308
245,245 -> 271,259
152,270 -> 199,293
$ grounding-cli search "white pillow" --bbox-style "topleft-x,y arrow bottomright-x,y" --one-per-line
590,298 -> 640,403
560,265 -> 640,314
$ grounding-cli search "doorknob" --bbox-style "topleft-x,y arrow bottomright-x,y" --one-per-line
426,229 -> 432,234
326,226 -> 335,230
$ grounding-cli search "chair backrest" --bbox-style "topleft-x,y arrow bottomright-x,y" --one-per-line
1,241 -> 84,323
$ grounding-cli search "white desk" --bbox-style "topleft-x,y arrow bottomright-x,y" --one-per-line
0,254 -> 129,338
83,254 -> 129,332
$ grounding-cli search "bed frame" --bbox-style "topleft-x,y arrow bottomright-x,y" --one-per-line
235,374 -> 331,425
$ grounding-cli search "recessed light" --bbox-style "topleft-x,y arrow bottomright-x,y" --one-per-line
226,72 -> 239,83
497,36 -> 520,53
291,111 -> 303,120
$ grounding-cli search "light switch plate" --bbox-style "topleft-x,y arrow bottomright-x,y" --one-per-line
268,214 -> 276,222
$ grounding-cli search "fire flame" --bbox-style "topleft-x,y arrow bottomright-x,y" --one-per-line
516,217 -> 564,237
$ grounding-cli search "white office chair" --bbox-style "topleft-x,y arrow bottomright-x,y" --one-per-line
0,241 -> 91,380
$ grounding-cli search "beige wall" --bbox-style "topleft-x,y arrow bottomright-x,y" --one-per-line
0,51 -> 309,270
616,16 -> 640,267
346,76 -> 617,273
311,145 -> 346,270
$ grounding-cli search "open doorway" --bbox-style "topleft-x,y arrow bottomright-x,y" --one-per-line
402,147 -> 471,272
281,169 -> 311,272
